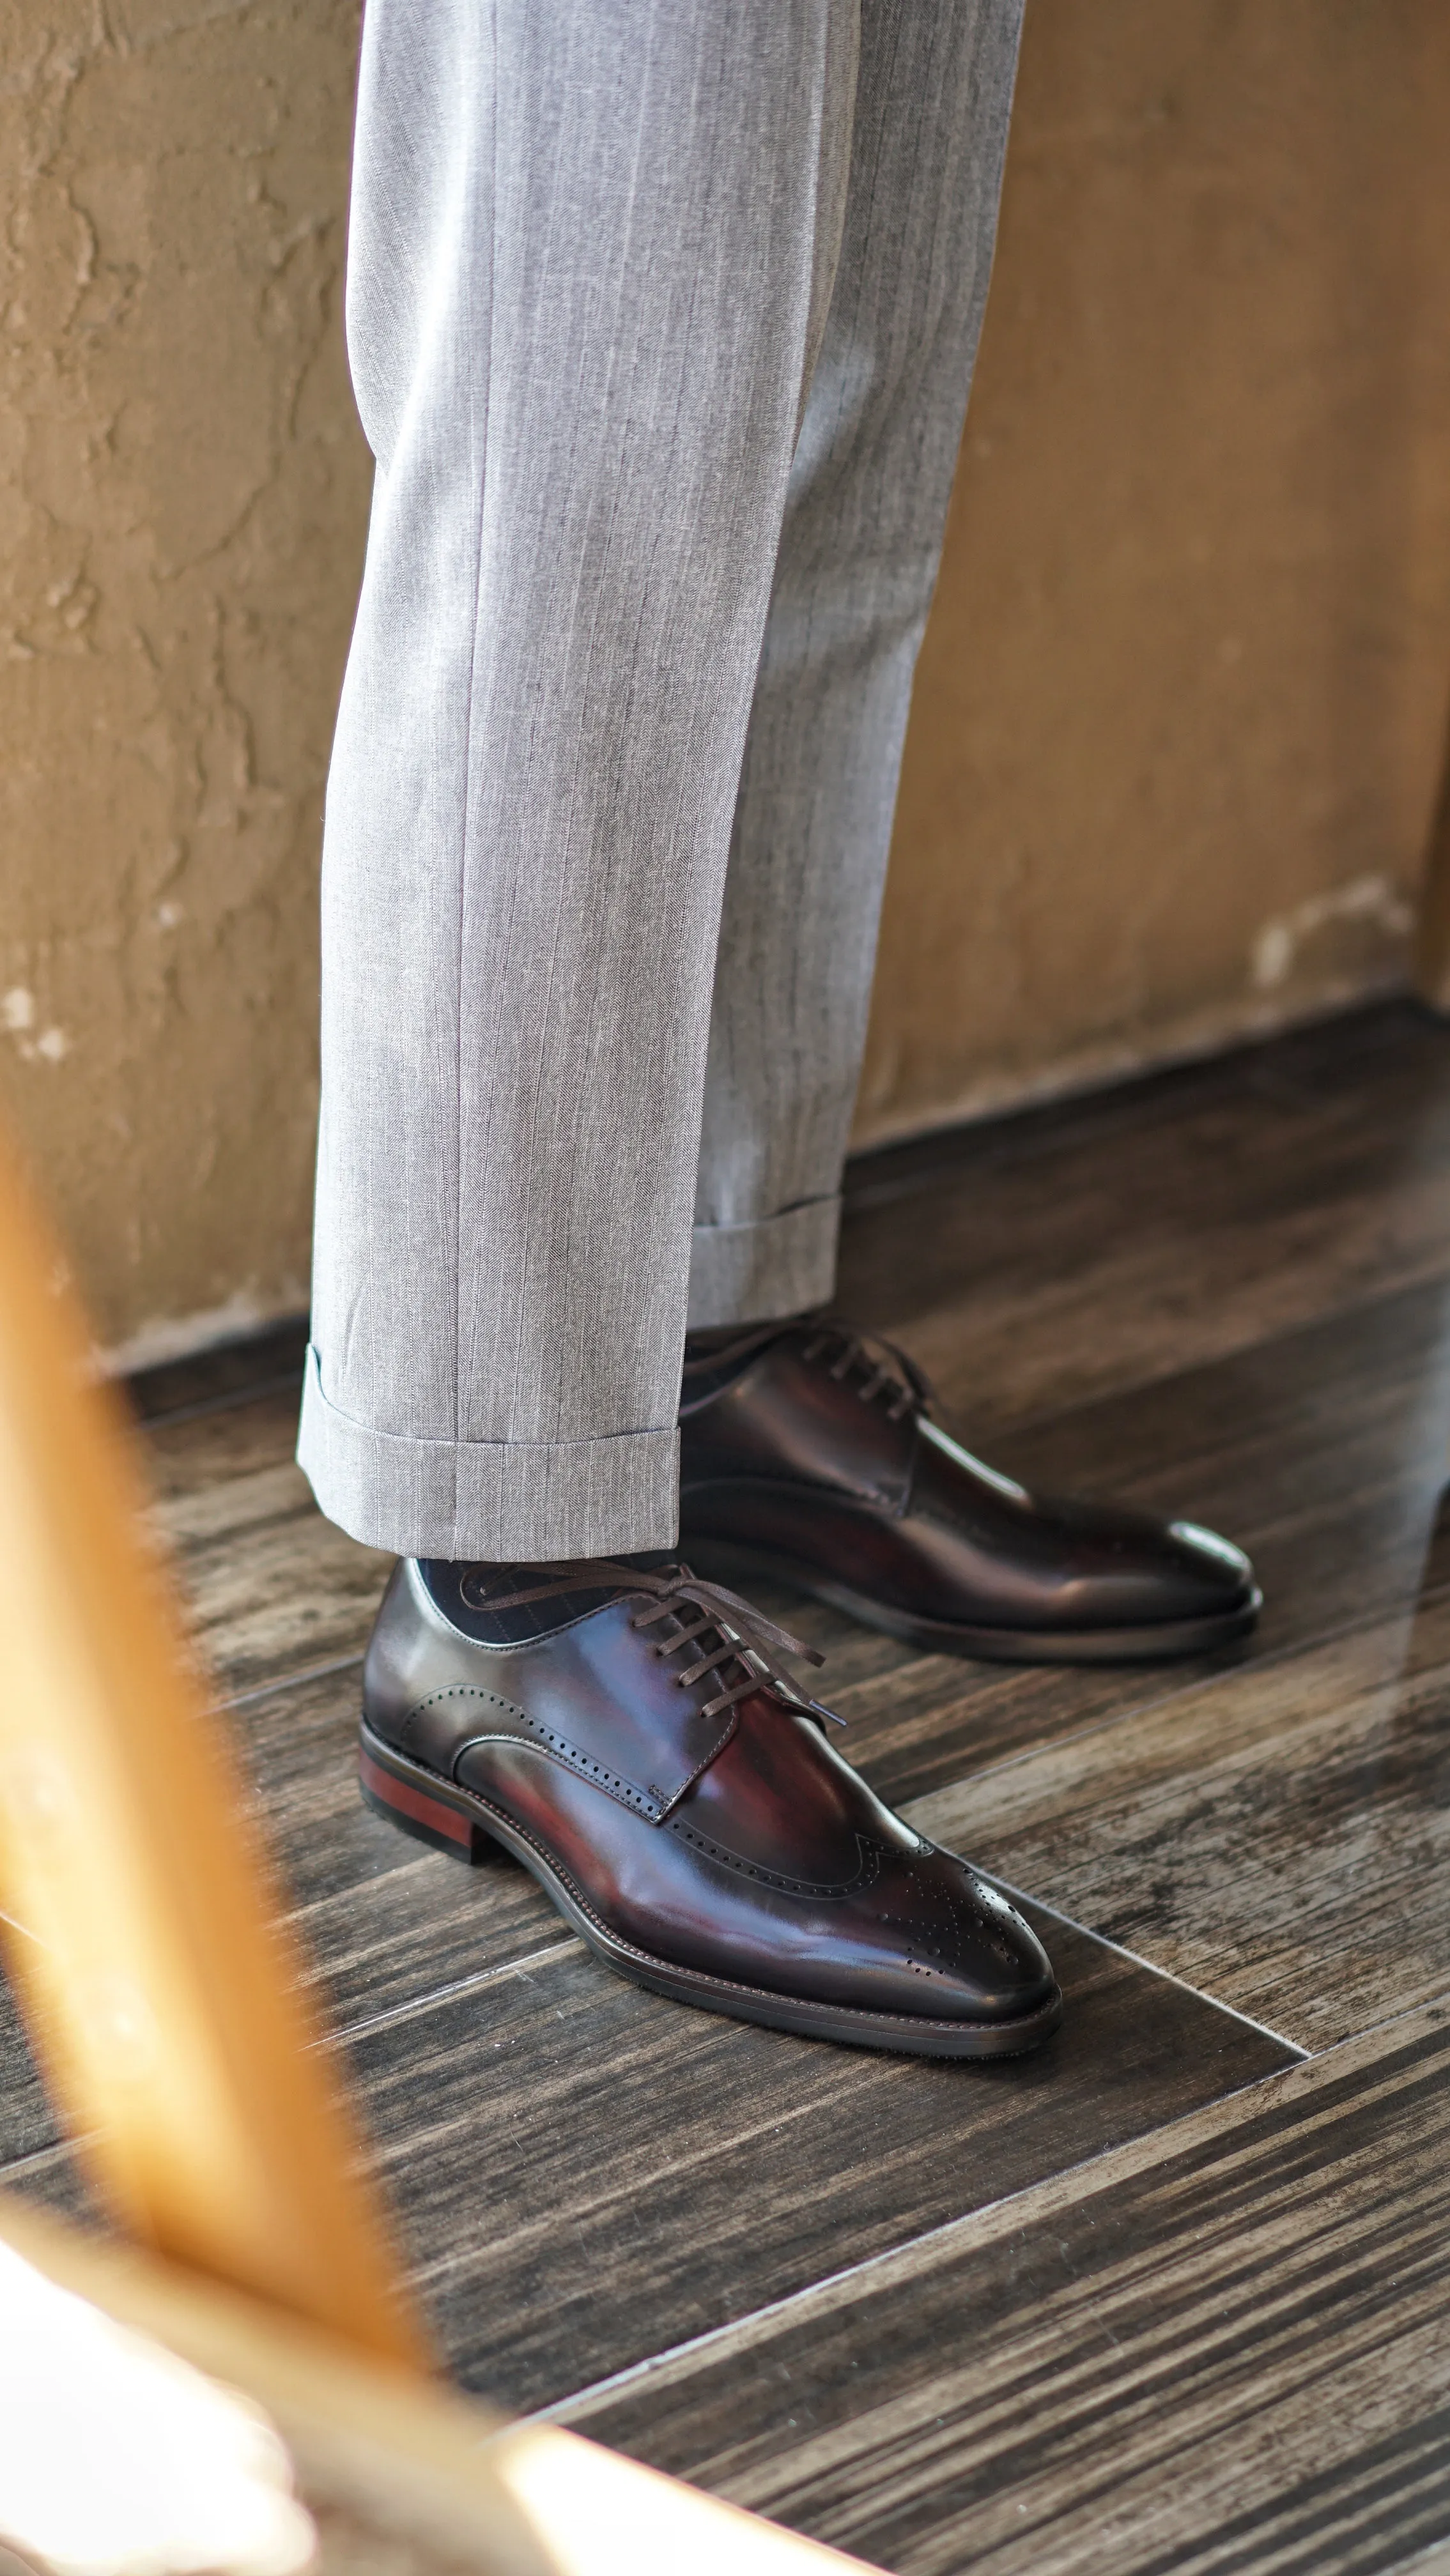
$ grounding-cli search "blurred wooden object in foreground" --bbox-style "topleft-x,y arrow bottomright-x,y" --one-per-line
1415,712 -> 1450,1011
0,2194 -> 868,2576
0,1121 -> 426,2366
0,1119 -> 872,2572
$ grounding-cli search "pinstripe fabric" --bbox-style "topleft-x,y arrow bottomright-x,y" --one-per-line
299,0 -> 1022,1559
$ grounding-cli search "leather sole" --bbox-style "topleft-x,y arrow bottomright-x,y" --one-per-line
679,1534 -> 1263,1665
357,1723 -> 1063,2061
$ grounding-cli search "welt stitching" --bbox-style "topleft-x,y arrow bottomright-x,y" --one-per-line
401,1682 -> 525,1751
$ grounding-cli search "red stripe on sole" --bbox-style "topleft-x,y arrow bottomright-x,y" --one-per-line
359,1744 -> 473,1847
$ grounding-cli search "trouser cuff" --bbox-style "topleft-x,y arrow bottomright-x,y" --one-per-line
685,1194 -> 840,1329
297,1347 -> 681,1560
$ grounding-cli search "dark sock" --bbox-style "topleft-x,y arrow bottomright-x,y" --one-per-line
420,1552 -> 675,1646
423,1318 -> 816,1641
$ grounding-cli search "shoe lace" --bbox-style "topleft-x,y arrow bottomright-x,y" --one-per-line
679,1313 -> 935,1425
479,1561 -> 844,1728
799,1319 -> 934,1423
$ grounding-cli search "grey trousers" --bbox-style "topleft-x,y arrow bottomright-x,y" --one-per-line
298,0 -> 1023,1562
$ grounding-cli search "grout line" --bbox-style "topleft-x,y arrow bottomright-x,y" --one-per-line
1313,1987 -> 1450,2053
0,2135 -> 97,2187
219,1652 -> 365,1713
530,2048 -> 1315,2426
535,1986 -> 1450,2427
981,1869 -> 1311,2060
320,1938 -> 583,2050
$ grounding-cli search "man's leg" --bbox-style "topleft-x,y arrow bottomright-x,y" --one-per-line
688,0 -> 1025,1328
309,0 -> 1062,2062
300,0 -> 859,1561
677,0 -> 1259,1666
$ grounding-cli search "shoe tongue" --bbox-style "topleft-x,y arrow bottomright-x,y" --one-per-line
681,1319 -> 799,1409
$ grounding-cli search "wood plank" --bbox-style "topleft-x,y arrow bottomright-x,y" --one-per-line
840,1000 -> 1450,1434
145,1386 -> 309,1498
124,1002 -> 1450,1490
19,1149 -> 1423,2105
6,1634 -> 1301,2349
0,999 -> 1440,2524
42,1267 -> 1427,2070
563,1999 -> 1450,2576
173,1487 -> 389,1698
0,1659 -> 569,2168
230,1664 -> 568,2031
124,1318 -> 309,1425
3,1905 -> 1293,2413
909,1585 -> 1450,2052
341,1908 -> 1289,2415
146,1402 -> 392,1698
149,1267 -> 1444,2037
0,1963 -> 63,2166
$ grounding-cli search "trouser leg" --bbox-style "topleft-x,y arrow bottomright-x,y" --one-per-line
300,0 -> 858,1560
687,0 -> 1024,1330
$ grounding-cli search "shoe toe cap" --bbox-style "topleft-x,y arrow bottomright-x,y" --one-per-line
1155,1513 -> 1258,1621
1168,1516 -> 1256,1596
1047,1497 -> 1258,1629
881,1853 -> 1057,2025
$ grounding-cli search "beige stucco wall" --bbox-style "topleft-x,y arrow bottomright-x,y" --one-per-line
857,0 -> 1450,1143
0,0 -> 367,1362
3,1 -> 1449,1355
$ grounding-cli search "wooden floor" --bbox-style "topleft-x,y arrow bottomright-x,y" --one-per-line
5,997 -> 1450,2573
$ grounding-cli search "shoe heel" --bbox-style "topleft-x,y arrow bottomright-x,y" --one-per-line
359,1735 -> 493,1865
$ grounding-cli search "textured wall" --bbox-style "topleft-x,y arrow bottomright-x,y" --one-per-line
858,0 -> 1450,1141
3,3 -> 1449,1352
0,0 -> 367,1361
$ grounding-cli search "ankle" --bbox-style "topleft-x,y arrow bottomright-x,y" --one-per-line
420,1553 -> 674,1645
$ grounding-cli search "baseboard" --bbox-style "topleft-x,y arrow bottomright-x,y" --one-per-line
95,1291 -> 310,1382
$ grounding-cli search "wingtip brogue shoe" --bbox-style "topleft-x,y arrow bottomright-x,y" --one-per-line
358,1556 -> 1061,2059
678,1315 -> 1261,1662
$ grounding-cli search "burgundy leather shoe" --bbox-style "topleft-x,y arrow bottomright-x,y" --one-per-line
359,1557 -> 1061,2058
679,1317 -> 1260,1663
